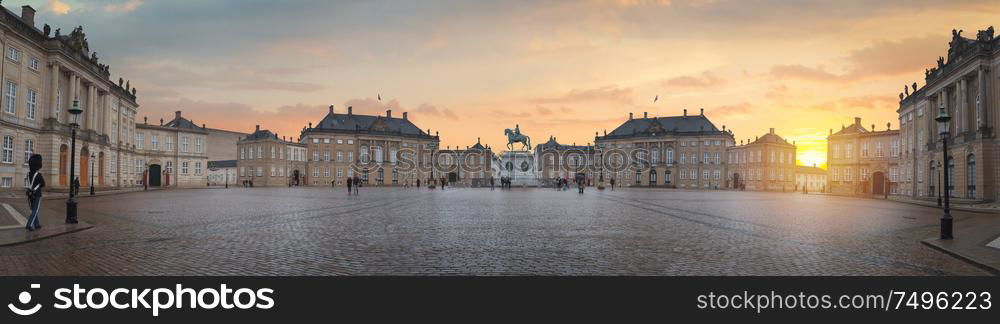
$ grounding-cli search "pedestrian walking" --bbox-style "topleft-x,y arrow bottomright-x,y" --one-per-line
417,178 -> 421,188
490,177 -> 495,191
610,178 -> 616,191
346,177 -> 353,195
353,176 -> 360,195
25,154 -> 44,231
72,176 -> 80,196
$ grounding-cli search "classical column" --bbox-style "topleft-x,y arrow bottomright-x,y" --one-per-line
89,85 -> 97,131
103,93 -> 111,134
977,67 -> 986,129
49,64 -> 59,119
958,79 -> 965,133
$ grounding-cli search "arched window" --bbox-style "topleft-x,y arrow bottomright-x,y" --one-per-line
666,148 -> 674,164
390,148 -> 397,163
649,169 -> 657,186
360,145 -> 370,163
967,154 -> 976,198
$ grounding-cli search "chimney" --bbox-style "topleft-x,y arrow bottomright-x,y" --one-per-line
628,112 -> 633,120
160,118 -> 163,126
255,125 -> 260,132
644,112 -> 648,118
854,117 -> 861,126
402,112 -> 408,120
700,108 -> 704,116
348,106 -> 353,115
386,109 -> 392,118
329,105 -> 334,114
202,123 -> 206,129
175,111 -> 182,120
683,109 -> 687,117
21,6 -> 35,27
308,122 -> 312,129
769,128 -> 775,134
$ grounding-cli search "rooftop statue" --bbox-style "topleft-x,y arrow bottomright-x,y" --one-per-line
977,26 -> 995,42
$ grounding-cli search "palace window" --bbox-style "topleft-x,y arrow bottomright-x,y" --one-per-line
28,57 -> 38,70
195,162 -> 202,175
1,135 -> 12,163
257,145 -> 262,159
181,137 -> 189,153
666,148 -> 674,164
196,138 -> 203,153
152,135 -> 159,150
257,166 -> 263,177
182,162 -> 189,174
4,82 -> 16,114
26,89 -> 36,120
166,136 -> 174,150
967,154 -> 976,198
337,151 -> 343,162
22,139 -> 32,164
360,146 -> 369,163
6,47 -> 18,62
324,151 -> 330,161
271,146 -> 276,159
324,167 -> 330,178
136,132 -> 144,150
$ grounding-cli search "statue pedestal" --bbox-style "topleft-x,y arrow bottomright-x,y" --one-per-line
499,150 -> 539,187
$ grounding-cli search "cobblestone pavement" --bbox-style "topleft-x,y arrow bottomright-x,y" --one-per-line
0,187 -> 992,275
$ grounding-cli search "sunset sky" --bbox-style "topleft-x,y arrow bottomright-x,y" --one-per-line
17,0 -> 1000,168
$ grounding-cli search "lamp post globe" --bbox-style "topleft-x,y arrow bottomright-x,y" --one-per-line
66,97 -> 83,224
935,102 -> 953,240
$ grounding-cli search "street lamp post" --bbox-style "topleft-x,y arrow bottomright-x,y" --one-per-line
66,97 -> 83,224
936,102 -> 953,240
89,153 -> 95,196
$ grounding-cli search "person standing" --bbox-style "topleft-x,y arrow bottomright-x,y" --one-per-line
353,176 -> 360,195
490,176 -> 495,191
610,178 -> 616,191
417,178 -> 421,188
346,177 -> 353,195
25,154 -> 44,231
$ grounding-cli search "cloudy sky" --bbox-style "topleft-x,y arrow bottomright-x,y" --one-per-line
14,0 -> 1000,167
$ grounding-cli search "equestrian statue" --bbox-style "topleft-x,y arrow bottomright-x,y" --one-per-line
504,124 -> 531,151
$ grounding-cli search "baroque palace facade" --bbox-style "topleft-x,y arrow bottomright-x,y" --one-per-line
826,117 -> 900,196
238,106 -> 442,187
897,27 -> 1000,201
592,109 -> 735,188
728,128 -> 797,191
0,5 -> 144,191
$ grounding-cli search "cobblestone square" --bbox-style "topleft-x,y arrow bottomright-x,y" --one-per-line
0,188 -> 991,275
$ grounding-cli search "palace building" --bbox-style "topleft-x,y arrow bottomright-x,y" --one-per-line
826,117 -> 901,196
296,105 -> 440,187
436,138 -> 494,187
134,111 -> 209,187
0,5 -> 142,191
795,165 -> 827,193
593,109 -> 735,188
897,27 -> 999,201
727,128 -> 797,191
236,125 -> 307,187
535,136 -> 595,186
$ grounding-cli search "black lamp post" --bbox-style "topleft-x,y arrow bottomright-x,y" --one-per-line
936,102 -> 953,240
89,153 -> 95,196
66,97 -> 82,224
